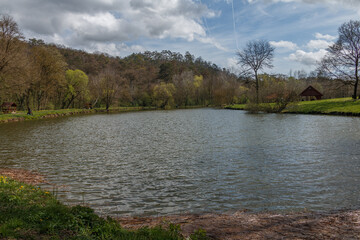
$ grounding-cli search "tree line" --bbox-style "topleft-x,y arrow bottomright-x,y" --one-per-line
236,19 -> 360,108
0,14 -> 358,113
0,15 -> 241,112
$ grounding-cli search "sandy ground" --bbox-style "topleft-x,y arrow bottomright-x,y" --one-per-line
1,168 -> 360,239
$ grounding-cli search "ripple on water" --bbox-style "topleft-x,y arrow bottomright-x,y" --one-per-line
1,109 -> 360,216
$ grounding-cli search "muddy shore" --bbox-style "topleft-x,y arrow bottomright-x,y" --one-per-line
1,168 -> 360,239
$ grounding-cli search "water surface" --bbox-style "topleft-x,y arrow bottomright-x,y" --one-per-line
1,109 -> 360,216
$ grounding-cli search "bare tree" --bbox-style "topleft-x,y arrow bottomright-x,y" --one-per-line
237,40 -> 275,104
0,15 -> 25,102
97,68 -> 121,111
319,20 -> 360,99
0,15 -> 23,72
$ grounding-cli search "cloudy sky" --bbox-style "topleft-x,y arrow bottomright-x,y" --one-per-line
1,0 -> 359,74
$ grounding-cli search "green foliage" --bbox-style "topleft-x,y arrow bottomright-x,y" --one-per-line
225,104 -> 246,110
158,62 -> 174,82
0,107 -> 156,123
284,98 -> 360,114
62,69 -> 89,108
0,176 -> 201,239
227,98 -> 360,115
190,228 -> 209,240
193,75 -> 203,89
153,82 -> 176,109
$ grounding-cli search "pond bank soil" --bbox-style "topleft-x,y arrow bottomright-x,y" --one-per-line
1,168 -> 359,239
0,168 -> 48,185
118,210 -> 360,239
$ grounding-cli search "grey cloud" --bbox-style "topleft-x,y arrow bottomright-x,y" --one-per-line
168,0 -> 209,18
147,21 -> 172,37
130,0 -> 154,10
1,0 -> 221,54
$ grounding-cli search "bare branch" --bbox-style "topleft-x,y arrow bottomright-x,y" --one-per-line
236,39 -> 275,103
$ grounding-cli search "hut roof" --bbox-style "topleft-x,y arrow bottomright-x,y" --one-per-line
1,102 -> 17,107
300,86 -> 323,97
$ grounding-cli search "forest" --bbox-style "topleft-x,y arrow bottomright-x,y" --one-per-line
0,15 -> 354,112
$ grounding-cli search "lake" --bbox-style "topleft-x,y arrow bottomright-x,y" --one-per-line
1,108 -> 360,216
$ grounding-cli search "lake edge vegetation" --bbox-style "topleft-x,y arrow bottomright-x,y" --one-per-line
0,107 -> 155,123
0,174 -> 209,240
226,97 -> 360,116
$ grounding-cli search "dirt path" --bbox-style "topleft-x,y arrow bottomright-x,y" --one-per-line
1,168 -> 359,239
118,210 -> 360,239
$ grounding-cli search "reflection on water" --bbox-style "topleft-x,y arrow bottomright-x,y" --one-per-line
1,109 -> 360,216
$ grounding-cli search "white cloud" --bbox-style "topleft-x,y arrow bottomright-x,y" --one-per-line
197,37 -> 228,51
315,32 -> 336,41
85,42 -> 145,56
270,40 -> 298,50
288,49 -> 327,66
1,0 -> 222,54
226,57 -> 240,74
306,39 -> 333,50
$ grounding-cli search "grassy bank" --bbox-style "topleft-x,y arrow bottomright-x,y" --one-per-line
0,105 -> 209,124
0,175 -> 207,240
226,98 -> 360,116
0,107 -> 153,124
284,97 -> 360,115
224,104 -> 246,110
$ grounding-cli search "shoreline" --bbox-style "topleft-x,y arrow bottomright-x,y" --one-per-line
0,105 -> 208,124
225,98 -> 360,117
0,107 -> 152,124
117,209 -> 360,239
1,168 -> 360,239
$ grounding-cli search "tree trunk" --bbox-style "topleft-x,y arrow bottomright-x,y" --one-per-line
255,71 -> 259,104
66,96 -> 75,109
354,61 -> 359,100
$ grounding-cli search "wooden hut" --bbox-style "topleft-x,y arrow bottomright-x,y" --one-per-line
1,102 -> 17,114
300,86 -> 323,101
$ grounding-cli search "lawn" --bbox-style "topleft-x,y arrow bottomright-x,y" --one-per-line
226,98 -> 360,115
284,98 -> 360,114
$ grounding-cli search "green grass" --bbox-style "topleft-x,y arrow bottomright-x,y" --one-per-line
0,107 -> 155,123
225,104 -> 246,110
0,109 -> 94,123
0,175 -> 208,240
226,98 -> 360,115
284,98 -> 360,114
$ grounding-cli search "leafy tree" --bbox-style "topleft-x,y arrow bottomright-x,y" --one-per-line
158,62 -> 174,82
237,40 -> 275,104
153,82 -> 176,109
62,69 -> 89,108
31,46 -> 67,110
319,20 -> 360,99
